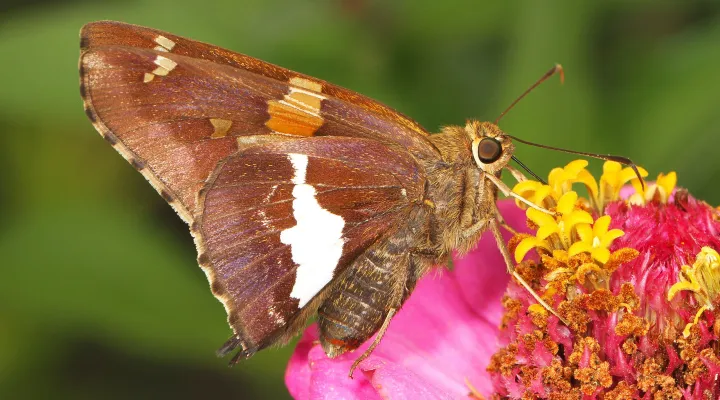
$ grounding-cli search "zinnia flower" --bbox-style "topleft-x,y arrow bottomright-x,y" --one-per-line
493,162 -> 720,399
285,161 -> 720,399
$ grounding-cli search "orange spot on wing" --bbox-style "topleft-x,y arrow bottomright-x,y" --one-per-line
265,79 -> 326,136
266,101 -> 324,136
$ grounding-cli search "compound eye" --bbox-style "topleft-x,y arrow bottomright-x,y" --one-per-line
477,137 -> 503,163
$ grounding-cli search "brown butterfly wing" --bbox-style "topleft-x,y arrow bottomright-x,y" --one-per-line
195,137 -> 425,353
80,21 -> 439,224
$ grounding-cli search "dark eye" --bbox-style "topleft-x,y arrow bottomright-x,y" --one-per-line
477,137 -> 503,163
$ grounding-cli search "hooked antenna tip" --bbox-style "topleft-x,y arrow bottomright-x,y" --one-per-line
554,64 -> 565,84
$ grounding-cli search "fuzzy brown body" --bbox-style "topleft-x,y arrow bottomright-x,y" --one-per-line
79,21 -> 520,366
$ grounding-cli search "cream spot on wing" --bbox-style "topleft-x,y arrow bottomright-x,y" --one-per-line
289,77 -> 323,93
154,35 -> 176,51
151,55 -> 177,76
209,118 -> 233,138
143,73 -> 155,83
280,153 -> 345,308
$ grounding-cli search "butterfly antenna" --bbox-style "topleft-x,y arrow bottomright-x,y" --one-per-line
495,64 -> 564,124
507,135 -> 645,189
511,156 -> 547,184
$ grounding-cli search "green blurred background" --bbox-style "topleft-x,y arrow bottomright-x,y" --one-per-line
1,1 -> 719,398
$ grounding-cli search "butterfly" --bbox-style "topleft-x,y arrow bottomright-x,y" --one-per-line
79,21 -> 640,375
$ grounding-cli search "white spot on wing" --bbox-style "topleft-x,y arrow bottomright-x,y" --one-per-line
289,153 -> 307,184
280,153 -> 345,308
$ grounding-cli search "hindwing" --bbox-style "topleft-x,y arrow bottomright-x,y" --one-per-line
195,137 -> 424,352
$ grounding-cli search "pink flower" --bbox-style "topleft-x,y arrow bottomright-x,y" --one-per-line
285,200 -> 528,399
492,164 -> 720,398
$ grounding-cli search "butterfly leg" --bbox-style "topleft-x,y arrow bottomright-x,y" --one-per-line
488,219 -> 569,325
348,307 -> 397,378
462,219 -> 488,238
217,334 -> 256,365
495,209 -> 519,236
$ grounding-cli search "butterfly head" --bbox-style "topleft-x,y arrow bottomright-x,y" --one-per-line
467,121 -> 515,175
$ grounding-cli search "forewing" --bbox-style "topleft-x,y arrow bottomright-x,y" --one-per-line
80,21 -> 439,222
195,137 -> 424,351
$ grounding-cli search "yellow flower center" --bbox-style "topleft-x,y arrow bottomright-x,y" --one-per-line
512,159 -> 657,214
515,196 -> 623,265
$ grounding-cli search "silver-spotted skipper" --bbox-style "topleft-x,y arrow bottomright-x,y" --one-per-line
79,21 -> 641,375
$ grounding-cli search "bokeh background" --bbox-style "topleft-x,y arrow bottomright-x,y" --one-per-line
1,1 -> 719,398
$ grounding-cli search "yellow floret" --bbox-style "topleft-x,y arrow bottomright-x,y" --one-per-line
668,247 -> 720,337
568,216 -> 625,264
629,171 -> 677,205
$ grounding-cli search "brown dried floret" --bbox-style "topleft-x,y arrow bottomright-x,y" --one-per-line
614,313 -> 649,337
541,253 -> 566,271
558,299 -> 589,334
542,359 -> 573,392
567,338 -> 612,395
636,358 -> 681,399
501,296 -> 522,329
604,381 -> 637,400
617,283 -> 640,311
683,348 -> 719,386
542,336 -> 559,356
516,259 -> 543,284
684,354 -> 707,386
518,365 -> 540,388
487,344 -> 518,376
546,388 -> 581,400
579,289 -> 620,312
568,337 -> 599,366
604,248 -> 639,273
528,305 -> 549,330
677,323 -> 702,361
521,330 -> 543,352
622,338 -> 637,355
573,361 -> 612,395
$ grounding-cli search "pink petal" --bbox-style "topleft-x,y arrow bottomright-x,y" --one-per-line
307,345 -> 381,400
285,328 -> 319,399
359,357 -> 454,399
